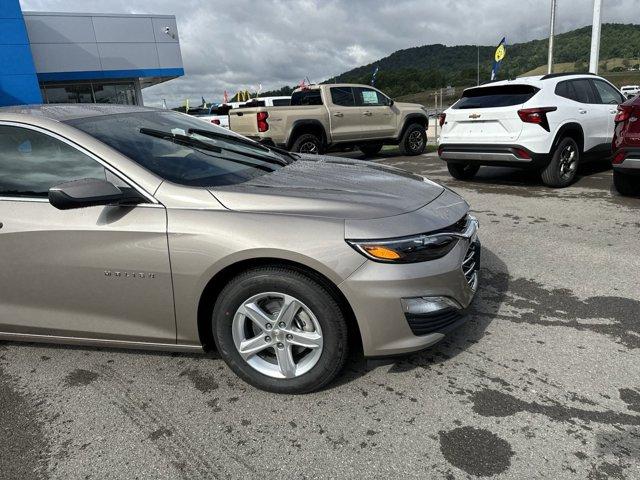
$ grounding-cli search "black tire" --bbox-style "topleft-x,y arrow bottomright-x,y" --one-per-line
359,143 -> 383,157
211,266 -> 348,394
447,162 -> 480,180
542,137 -> 580,188
399,123 -> 427,156
613,170 -> 640,196
291,133 -> 323,155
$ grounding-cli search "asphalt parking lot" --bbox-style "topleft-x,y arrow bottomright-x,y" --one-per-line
1,150 -> 639,480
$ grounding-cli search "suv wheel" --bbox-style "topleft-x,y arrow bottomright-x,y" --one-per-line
359,143 -> 383,157
212,267 -> 348,394
542,137 -> 580,188
291,133 -> 323,155
399,124 -> 427,156
447,162 -> 480,180
613,170 -> 640,196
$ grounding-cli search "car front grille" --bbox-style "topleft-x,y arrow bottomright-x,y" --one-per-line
463,239 -> 480,290
405,309 -> 462,336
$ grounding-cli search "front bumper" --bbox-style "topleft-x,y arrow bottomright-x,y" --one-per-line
438,143 -> 550,168
339,217 -> 480,357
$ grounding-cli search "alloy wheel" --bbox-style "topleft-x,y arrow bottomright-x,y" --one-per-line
299,141 -> 319,154
558,144 -> 577,181
232,292 -> 323,379
408,130 -> 424,152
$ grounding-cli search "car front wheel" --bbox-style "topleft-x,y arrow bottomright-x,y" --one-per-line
399,124 -> 427,156
212,266 -> 348,394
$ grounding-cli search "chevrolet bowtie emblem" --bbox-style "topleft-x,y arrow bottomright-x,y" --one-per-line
468,113 -> 481,119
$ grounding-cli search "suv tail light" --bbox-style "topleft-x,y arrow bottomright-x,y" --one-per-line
438,113 -> 446,127
614,105 -> 636,123
517,107 -> 557,131
257,111 -> 269,132
211,119 -> 221,125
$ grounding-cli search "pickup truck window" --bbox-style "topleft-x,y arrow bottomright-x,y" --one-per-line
330,87 -> 356,106
272,98 -> 291,106
355,87 -> 388,106
291,90 -> 323,106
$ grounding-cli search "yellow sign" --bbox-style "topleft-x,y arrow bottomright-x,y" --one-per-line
495,44 -> 506,62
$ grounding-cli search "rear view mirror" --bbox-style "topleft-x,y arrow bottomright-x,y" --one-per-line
388,99 -> 395,106
49,178 -> 124,210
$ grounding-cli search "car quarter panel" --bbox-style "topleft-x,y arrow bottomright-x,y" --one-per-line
163,207 -> 366,344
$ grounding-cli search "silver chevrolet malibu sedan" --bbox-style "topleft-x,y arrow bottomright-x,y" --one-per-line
0,105 -> 479,393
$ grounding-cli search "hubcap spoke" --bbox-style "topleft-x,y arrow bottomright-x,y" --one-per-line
275,344 -> 296,378
240,302 -> 273,331
276,295 -> 302,328
286,330 -> 322,349
238,335 -> 271,360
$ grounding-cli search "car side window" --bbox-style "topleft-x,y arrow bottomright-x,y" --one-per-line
591,80 -> 624,105
330,87 -> 356,107
290,90 -> 323,106
555,80 -> 576,101
354,87 -> 388,107
0,125 -> 106,198
569,79 -> 598,104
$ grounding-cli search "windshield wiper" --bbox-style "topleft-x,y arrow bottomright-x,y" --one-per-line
188,128 -> 294,165
139,128 -> 273,172
140,127 -> 222,153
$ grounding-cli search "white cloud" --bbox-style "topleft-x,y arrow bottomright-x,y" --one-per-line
20,0 -> 636,107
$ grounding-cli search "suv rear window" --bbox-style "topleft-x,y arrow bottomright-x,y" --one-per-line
291,90 -> 323,106
453,85 -> 539,109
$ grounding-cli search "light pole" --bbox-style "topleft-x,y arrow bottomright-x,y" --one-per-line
547,0 -> 557,74
589,0 -> 602,73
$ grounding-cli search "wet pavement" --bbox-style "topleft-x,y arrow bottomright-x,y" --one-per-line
1,150 -> 639,479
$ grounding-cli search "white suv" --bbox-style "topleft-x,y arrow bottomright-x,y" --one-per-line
438,73 -> 625,187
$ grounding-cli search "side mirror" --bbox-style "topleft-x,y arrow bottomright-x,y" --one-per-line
388,99 -> 395,107
49,178 -> 124,210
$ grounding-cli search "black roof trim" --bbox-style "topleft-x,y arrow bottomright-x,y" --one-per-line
540,72 -> 596,80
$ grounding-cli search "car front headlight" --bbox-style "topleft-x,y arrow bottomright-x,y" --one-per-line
346,233 -> 458,263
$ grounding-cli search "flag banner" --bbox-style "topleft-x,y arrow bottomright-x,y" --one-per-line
371,66 -> 379,86
491,37 -> 506,81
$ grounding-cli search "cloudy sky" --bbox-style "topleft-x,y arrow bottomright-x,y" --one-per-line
21,0 -> 636,107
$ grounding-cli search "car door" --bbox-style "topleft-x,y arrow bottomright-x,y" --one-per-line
565,79 -> 603,153
354,87 -> 397,139
0,123 -> 176,343
328,86 -> 368,142
590,78 -> 625,149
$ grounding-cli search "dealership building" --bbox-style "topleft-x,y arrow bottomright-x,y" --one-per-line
0,0 -> 184,107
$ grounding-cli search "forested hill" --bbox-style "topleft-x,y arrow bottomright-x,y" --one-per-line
261,24 -> 640,100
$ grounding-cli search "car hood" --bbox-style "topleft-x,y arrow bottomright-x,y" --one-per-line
209,154 -> 444,220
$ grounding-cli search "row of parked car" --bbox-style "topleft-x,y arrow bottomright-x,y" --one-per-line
195,73 -> 638,197
438,72 -> 639,196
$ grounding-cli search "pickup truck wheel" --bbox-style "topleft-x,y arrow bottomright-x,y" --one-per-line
399,124 -> 427,156
447,162 -> 480,180
359,143 -> 383,157
541,137 -> 580,188
291,134 -> 323,155
613,170 -> 640,196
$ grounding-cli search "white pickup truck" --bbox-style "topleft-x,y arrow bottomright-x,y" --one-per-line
229,84 -> 429,156
196,96 -> 291,129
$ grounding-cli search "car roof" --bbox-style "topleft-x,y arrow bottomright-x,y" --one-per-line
468,73 -> 604,91
0,104 -> 158,122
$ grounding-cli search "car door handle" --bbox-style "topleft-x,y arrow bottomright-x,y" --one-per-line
333,112 -> 344,117
579,109 -> 587,114
0,222 -> 3,229
610,109 -> 617,114
363,111 -> 373,116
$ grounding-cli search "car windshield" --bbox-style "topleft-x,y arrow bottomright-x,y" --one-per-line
66,110 -> 291,187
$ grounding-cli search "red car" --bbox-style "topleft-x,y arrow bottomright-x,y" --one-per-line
612,96 -> 640,196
